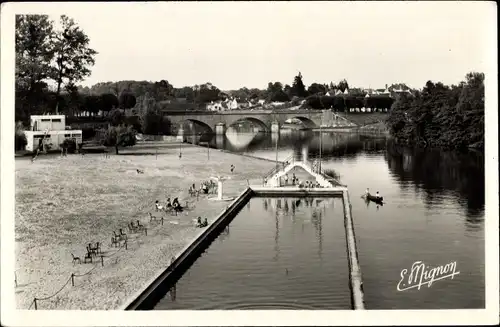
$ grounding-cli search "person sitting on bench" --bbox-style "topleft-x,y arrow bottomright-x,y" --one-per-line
155,200 -> 164,211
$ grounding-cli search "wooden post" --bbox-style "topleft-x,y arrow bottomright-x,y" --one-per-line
145,228 -> 147,236
101,255 -> 104,267
71,273 -> 75,286
34,298 -> 37,310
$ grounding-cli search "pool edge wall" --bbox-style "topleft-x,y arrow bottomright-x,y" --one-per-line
121,187 -> 254,310
342,189 -> 366,310
121,186 -> 365,310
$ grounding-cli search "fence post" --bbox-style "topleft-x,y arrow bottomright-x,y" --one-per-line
161,217 -> 164,226
71,273 -> 75,286
145,228 -> 147,236
34,298 -> 37,310
125,240 -> 128,250
101,255 -> 104,267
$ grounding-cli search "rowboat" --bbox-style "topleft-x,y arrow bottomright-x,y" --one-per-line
367,194 -> 383,204
365,193 -> 384,204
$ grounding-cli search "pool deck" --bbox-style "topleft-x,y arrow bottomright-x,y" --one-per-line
121,185 -> 365,310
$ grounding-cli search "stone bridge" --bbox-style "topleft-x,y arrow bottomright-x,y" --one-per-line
163,109 -> 344,135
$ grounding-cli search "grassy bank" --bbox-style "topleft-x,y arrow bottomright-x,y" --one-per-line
15,142 -> 276,309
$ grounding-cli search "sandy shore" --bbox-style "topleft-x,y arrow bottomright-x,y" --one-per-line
15,142 -> 276,310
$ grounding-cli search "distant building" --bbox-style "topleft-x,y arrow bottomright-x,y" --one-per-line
206,97 -> 239,111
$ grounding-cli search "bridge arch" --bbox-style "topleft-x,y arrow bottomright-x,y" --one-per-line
179,119 -> 214,144
181,119 -> 214,134
290,116 -> 318,128
228,117 -> 269,132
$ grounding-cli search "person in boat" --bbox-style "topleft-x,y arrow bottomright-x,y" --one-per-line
202,183 -> 208,194
376,191 -> 381,199
292,173 -> 296,185
284,174 -> 289,185
365,188 -> 370,197
166,198 -> 172,208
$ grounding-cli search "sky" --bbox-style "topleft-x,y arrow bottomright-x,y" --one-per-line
8,1 -> 496,90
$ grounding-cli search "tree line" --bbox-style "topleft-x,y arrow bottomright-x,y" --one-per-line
16,15 -> 483,153
386,72 -> 484,150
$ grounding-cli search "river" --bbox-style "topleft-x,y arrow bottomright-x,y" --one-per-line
156,128 -> 485,309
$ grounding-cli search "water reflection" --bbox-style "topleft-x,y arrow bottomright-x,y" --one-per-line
184,127 -> 484,220
384,140 -> 485,219
261,197 -> 334,261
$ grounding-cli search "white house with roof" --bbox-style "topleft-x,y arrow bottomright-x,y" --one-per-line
206,97 -> 239,111
325,89 -> 345,96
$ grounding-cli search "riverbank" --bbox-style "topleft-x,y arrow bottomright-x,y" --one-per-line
15,142 -> 276,309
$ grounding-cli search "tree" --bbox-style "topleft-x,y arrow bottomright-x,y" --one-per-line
140,107 -> 170,135
154,80 -> 174,99
284,84 -> 293,99
266,82 -> 289,102
307,83 -> 327,95
82,95 -> 102,117
119,92 -> 137,109
50,15 -> 97,113
173,86 -> 195,101
108,108 -> 125,126
386,72 -> 484,150
304,95 -> 323,109
337,79 -> 349,92
194,83 -> 221,104
15,15 -> 55,120
103,124 -> 136,155
100,93 -> 119,114
65,83 -> 84,116
15,121 -> 28,151
333,96 -> 346,111
291,72 -> 308,98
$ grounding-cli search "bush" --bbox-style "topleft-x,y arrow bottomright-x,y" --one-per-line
103,124 -> 136,154
81,127 -> 96,140
60,138 -> 77,153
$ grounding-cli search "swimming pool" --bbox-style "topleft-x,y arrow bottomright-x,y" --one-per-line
154,196 -> 352,310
